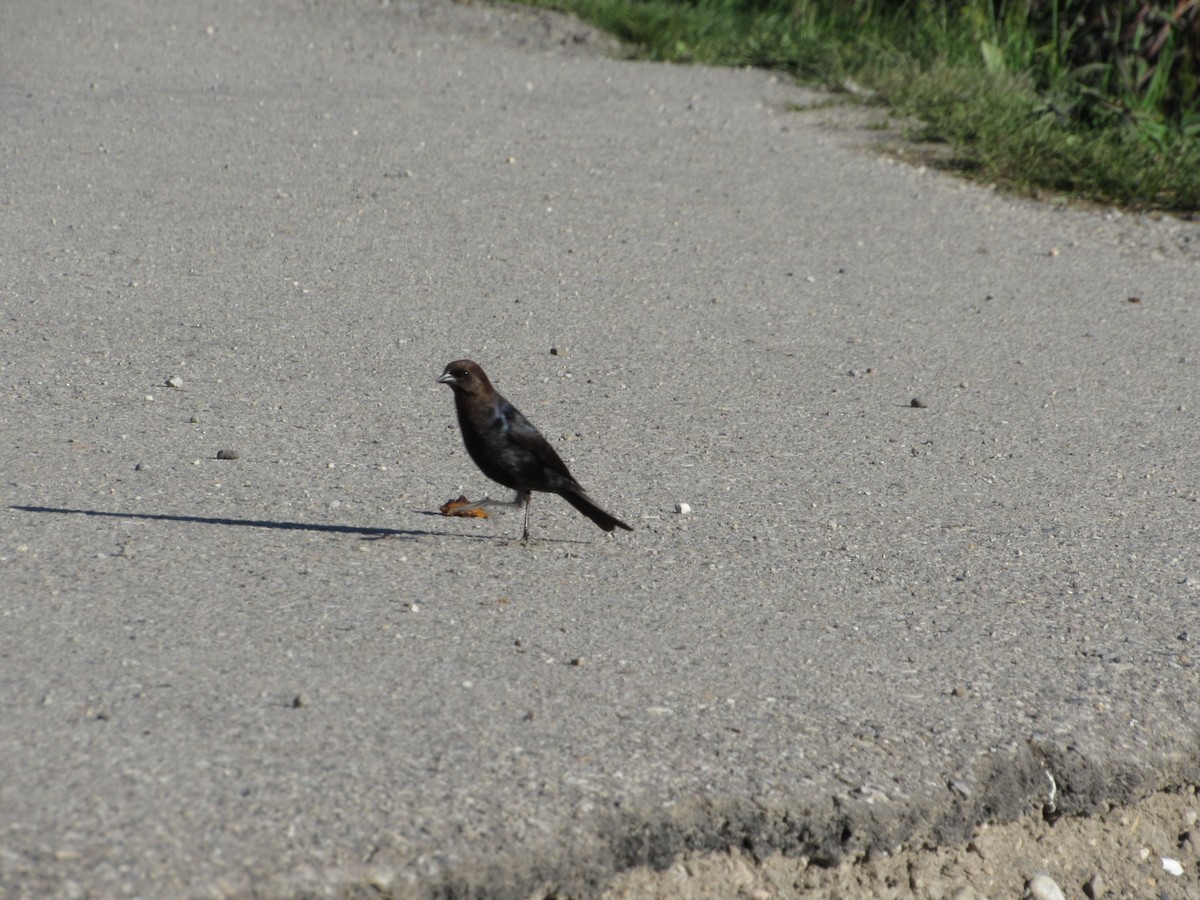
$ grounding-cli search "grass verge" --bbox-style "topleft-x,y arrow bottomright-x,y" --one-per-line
515,0 -> 1200,211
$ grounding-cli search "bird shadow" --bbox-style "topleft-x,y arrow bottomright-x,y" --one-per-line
11,505 -> 596,545
412,508 -> 596,546
10,504 -> 467,542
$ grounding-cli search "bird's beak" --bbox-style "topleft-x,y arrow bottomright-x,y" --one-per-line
436,372 -> 456,385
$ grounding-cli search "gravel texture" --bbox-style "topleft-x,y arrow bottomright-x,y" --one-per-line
2,0 -> 1198,897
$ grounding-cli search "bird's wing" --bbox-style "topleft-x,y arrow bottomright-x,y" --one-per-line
498,401 -> 576,482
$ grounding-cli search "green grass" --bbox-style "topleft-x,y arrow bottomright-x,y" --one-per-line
516,0 -> 1200,210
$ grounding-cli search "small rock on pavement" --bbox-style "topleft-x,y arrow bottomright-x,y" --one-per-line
1181,830 -> 1199,857
216,449 -> 239,460
1082,873 -> 1104,899
166,375 -> 183,388
1027,872 -> 1065,900
674,501 -> 691,514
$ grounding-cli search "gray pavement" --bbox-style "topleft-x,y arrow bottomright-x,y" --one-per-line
2,0 -> 1199,896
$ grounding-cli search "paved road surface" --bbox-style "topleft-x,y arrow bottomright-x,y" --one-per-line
2,0 -> 1198,896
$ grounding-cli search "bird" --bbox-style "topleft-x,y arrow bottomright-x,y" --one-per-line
437,359 -> 632,542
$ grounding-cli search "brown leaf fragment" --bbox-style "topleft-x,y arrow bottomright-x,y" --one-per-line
439,495 -> 489,518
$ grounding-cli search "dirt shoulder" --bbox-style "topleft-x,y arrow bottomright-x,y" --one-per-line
606,786 -> 1200,898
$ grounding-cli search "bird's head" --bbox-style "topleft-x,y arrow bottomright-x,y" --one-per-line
437,359 -> 492,395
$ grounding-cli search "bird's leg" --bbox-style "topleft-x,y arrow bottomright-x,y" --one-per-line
461,492 -> 531,542
518,491 -> 532,544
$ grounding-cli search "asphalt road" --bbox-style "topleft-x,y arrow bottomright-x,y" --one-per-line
2,0 -> 1198,896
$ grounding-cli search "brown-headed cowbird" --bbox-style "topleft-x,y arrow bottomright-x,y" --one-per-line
437,359 -> 633,541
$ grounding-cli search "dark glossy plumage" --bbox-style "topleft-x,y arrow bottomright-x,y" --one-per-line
437,359 -> 632,541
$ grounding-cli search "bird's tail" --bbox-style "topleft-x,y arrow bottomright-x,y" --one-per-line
562,490 -> 633,532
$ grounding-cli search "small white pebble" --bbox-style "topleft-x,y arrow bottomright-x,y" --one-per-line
1027,872 -> 1065,900
674,502 -> 691,515
366,867 -> 395,891
1162,857 -> 1183,876
165,375 -> 183,388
